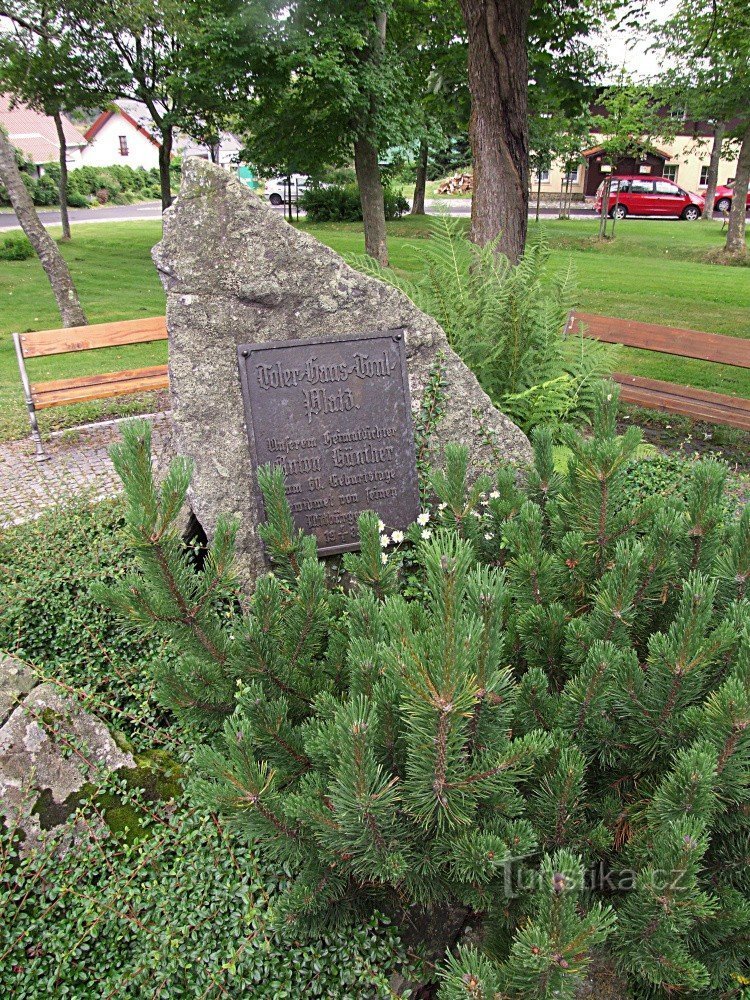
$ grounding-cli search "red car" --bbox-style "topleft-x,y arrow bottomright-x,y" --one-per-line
595,175 -> 704,220
713,182 -> 750,214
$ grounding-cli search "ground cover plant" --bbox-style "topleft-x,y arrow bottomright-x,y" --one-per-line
97,382 -> 750,999
0,497 -> 410,998
0,217 -> 747,441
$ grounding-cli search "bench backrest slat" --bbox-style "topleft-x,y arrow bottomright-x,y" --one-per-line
18,316 -> 168,359
568,311 -> 750,370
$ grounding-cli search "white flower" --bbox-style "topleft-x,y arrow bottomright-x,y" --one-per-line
606,393 -> 613,401
391,530 -> 404,544
377,519 -> 385,532
484,532 -> 494,541
437,502 -> 447,511
381,553 -> 388,565
379,533 -> 389,548
417,512 -> 430,526
421,529 -> 432,540
471,510 -> 482,519
489,490 -> 500,499
480,500 -> 489,507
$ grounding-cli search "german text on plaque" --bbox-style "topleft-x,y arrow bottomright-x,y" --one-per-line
238,329 -> 420,555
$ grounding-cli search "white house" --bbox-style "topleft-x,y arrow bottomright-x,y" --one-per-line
82,101 -> 161,170
82,100 -> 242,171
0,94 -> 86,174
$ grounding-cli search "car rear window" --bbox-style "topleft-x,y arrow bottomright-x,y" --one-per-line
631,179 -> 654,193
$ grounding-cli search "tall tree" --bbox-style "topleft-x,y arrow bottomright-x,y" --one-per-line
243,0 -> 420,265
657,0 -> 750,254
66,0 -> 276,211
0,127 -> 86,325
457,0 -> 603,262
0,0 -> 117,240
458,0 -> 532,263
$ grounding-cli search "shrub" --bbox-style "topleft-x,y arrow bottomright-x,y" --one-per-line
66,191 -> 90,208
352,220 -> 611,434
100,384 -> 750,999
300,182 -> 409,223
0,232 -> 34,261
32,174 -> 59,206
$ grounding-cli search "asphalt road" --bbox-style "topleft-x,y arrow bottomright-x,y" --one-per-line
0,197 -> 600,230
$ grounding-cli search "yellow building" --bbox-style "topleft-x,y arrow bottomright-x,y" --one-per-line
536,130 -> 741,200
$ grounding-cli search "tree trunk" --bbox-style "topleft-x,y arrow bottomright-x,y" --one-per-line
0,128 -> 86,327
410,139 -> 428,215
725,119 -> 750,256
458,0 -> 532,263
702,121 -> 725,221
598,176 -> 611,239
353,8 -> 389,265
158,127 -> 173,211
354,136 -> 389,266
610,181 -> 621,238
535,170 -> 541,222
52,111 -> 71,241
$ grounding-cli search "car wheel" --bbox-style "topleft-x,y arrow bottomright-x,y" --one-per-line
681,205 -> 700,221
269,193 -> 283,206
715,197 -> 731,213
610,204 -> 627,220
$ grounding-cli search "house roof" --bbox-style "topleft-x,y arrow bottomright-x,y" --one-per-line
84,101 -> 161,148
0,94 -> 86,164
84,99 -> 241,160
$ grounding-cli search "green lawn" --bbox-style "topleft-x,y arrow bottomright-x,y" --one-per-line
1,215 -> 748,441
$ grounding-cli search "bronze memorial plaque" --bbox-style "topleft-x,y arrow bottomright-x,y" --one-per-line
237,329 -> 420,556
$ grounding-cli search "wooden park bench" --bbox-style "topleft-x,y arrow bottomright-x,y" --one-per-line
13,316 -> 168,460
566,311 -> 750,431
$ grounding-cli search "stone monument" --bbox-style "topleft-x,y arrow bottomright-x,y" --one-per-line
153,159 -> 531,582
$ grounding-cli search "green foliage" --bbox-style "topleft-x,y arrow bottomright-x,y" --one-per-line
100,388 -> 750,997
0,232 -> 34,261
350,219 -> 612,434
0,790 -> 407,997
0,495 -> 172,750
65,190 -> 90,207
300,182 -> 409,223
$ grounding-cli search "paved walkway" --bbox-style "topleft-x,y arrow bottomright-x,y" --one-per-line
0,413 -> 173,527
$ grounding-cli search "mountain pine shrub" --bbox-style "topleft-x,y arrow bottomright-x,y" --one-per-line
100,384 -> 750,999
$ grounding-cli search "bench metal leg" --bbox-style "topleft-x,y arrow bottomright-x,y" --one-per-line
13,332 -> 49,462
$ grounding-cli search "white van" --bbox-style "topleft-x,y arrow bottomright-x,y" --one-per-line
264,175 -> 310,206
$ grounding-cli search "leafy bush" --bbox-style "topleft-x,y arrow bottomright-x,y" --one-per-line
0,232 -> 34,261
100,386 -> 750,999
66,190 -> 90,208
300,182 -> 409,223
351,220 -> 611,434
32,174 -> 59,206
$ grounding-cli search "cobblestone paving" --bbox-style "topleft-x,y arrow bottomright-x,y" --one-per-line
0,413 -> 174,527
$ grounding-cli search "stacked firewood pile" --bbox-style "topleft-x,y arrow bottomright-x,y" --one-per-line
436,172 -> 473,194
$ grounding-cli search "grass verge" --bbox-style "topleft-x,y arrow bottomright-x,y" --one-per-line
0,215 -> 748,441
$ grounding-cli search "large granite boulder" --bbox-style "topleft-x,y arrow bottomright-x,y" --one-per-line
153,159 -> 531,583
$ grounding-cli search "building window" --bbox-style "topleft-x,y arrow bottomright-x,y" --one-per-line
536,169 -> 550,183
118,135 -> 129,156
663,164 -> 678,182
564,167 -> 579,183
699,165 -> 709,186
